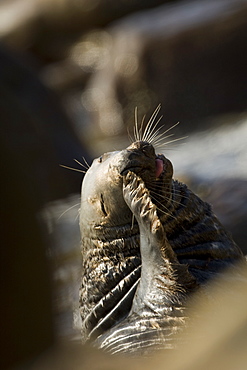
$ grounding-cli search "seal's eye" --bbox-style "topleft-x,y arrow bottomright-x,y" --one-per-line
98,153 -> 110,163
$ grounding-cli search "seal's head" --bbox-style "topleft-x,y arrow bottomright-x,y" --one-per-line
80,140 -> 173,233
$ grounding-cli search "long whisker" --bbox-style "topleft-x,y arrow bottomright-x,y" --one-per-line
150,188 -> 186,206
140,113 -> 146,140
159,121 -> 180,136
158,136 -> 188,147
131,105 -> 185,152
75,212 -> 80,222
150,188 -> 181,198
138,112 -> 146,142
149,185 -> 173,199
149,182 -> 191,200
60,164 -> 86,173
74,158 -> 89,170
145,122 -> 166,142
82,156 -> 91,169
149,193 -> 176,219
143,115 -> 163,144
141,104 -> 161,142
57,201 -> 81,221
142,105 -> 161,140
150,184 -> 181,195
150,132 -> 174,146
154,143 -> 183,149
148,121 -> 181,146
127,125 -> 134,144
150,192 -> 173,206
149,180 -> 173,187
134,106 -> 139,142
131,214 -> 135,230
143,114 -> 163,143
150,180 -> 182,190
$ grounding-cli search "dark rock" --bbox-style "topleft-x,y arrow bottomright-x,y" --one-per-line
0,45 -> 90,205
0,109 -> 54,370
167,117 -> 247,255
202,179 -> 247,256
83,0 -> 247,136
0,43 -> 92,368
0,0 -> 173,55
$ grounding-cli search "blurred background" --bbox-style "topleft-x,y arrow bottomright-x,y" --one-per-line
1,0 -> 247,368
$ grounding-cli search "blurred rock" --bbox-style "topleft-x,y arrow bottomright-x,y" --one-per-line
0,45 -> 90,204
0,0 -> 43,49
0,0 -> 171,54
169,114 -> 247,183
203,179 -> 247,255
184,177 -> 247,256
0,94 -> 54,370
0,43 -> 92,368
40,30 -> 113,94
83,0 -> 247,136
2,0 -> 247,146
41,60 -> 89,93
40,0 -> 170,32
41,195 -> 82,339
168,115 -> 247,255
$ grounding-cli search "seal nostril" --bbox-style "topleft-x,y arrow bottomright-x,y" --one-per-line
100,194 -> 107,217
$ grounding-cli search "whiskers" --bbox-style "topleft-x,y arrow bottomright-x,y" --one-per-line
60,156 -> 91,174
148,178 -> 190,220
150,192 -> 176,220
131,104 -> 188,151
58,157 -> 90,221
57,200 -> 81,221
147,181 -> 175,219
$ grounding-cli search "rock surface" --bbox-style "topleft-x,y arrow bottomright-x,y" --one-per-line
81,0 -> 247,136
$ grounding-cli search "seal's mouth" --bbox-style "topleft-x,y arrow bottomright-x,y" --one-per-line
120,163 -> 143,177
155,154 -> 165,179
120,154 -> 166,180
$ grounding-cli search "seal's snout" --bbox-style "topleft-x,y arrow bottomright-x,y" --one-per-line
119,141 -> 156,177
127,140 -> 155,158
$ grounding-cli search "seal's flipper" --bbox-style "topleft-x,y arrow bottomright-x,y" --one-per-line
93,172 -> 198,354
123,171 -> 197,316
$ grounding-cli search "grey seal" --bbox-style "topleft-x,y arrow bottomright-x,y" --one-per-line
79,112 -> 244,355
